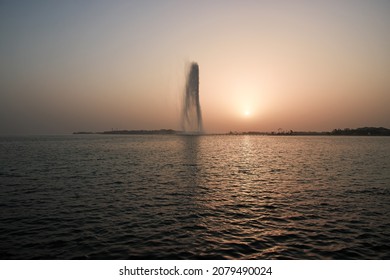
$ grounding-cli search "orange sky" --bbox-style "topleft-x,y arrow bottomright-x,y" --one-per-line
0,1 -> 389,134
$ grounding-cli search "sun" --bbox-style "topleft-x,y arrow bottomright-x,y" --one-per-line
244,110 -> 251,117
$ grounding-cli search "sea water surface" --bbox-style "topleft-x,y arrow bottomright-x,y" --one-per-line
0,135 -> 389,259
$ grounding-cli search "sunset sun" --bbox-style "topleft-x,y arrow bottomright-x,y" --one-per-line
244,110 -> 251,117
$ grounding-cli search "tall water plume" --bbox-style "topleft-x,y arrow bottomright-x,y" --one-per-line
182,62 -> 203,134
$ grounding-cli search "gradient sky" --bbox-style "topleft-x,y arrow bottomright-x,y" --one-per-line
1,0 -> 389,134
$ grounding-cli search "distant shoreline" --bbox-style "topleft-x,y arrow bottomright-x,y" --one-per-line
73,129 -> 177,135
73,127 -> 390,136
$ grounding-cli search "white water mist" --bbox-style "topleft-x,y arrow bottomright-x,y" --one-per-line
181,62 -> 203,134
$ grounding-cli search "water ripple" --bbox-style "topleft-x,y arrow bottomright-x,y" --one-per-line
0,135 -> 389,259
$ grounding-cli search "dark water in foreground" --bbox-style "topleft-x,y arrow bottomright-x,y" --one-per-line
1,135 -> 389,259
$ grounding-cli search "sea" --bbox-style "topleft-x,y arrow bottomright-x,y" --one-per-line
0,135 -> 389,259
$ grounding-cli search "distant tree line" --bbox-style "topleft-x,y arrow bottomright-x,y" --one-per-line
73,129 -> 177,135
227,127 -> 390,136
74,127 -> 390,136
330,127 -> 390,136
100,129 -> 177,135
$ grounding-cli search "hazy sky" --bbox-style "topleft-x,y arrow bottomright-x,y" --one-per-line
1,0 -> 389,134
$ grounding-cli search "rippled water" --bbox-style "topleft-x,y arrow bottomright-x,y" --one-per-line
1,135 -> 389,259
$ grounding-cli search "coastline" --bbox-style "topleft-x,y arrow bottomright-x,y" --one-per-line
73,127 -> 390,136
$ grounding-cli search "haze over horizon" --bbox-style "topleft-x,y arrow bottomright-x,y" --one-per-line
1,0 -> 389,135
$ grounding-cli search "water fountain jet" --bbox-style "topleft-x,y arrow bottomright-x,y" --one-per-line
182,62 -> 203,134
